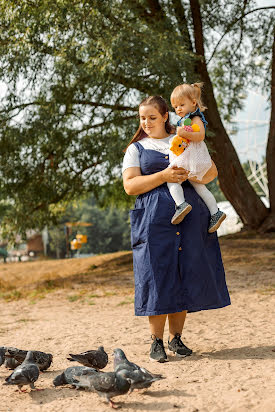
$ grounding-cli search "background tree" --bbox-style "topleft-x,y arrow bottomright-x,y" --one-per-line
0,0 -> 274,236
46,195 -> 131,257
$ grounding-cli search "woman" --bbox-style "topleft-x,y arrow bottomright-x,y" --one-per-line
122,96 -> 230,363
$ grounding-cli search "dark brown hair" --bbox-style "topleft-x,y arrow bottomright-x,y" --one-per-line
124,96 -> 175,152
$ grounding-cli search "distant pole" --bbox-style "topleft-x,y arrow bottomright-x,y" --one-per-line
65,226 -> 70,258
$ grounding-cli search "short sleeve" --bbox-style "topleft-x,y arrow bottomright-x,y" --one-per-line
122,144 -> 140,173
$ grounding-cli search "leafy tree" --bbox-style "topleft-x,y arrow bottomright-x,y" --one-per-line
0,0 -> 274,236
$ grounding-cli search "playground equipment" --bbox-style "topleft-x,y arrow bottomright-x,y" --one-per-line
70,234 -> 88,251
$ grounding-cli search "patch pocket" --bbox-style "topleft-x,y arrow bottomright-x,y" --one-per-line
130,208 -> 148,248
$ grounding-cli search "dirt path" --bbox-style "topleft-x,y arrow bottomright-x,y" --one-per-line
0,234 -> 274,411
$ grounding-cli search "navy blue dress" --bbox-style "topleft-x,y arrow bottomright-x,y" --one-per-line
130,142 -> 231,316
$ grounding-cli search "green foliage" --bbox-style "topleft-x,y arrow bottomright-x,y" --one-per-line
0,0 -> 273,235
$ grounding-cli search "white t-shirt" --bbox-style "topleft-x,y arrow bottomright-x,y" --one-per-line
122,136 -> 174,173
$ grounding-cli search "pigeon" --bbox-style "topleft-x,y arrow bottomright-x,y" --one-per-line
0,347 -> 6,366
4,357 -> 21,370
0,347 -> 20,369
53,366 -> 98,387
73,370 -> 131,408
5,348 -> 53,371
113,348 -> 164,392
67,346 -> 108,370
3,351 -> 40,392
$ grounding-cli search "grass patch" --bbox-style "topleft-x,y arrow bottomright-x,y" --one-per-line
117,297 -> 135,306
0,290 -> 22,301
67,294 -> 82,302
257,285 -> 275,295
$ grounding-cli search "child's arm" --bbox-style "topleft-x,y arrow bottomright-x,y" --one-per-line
177,116 -> 205,142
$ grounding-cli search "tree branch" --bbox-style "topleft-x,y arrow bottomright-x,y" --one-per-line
170,0 -> 193,52
266,24 -> 275,214
71,100 -> 137,111
1,100 -> 137,114
207,6 -> 275,64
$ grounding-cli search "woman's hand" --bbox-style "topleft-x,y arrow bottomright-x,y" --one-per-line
161,166 -> 189,184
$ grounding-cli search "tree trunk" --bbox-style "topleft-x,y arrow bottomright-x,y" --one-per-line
189,0 -> 269,229
260,25 -> 275,232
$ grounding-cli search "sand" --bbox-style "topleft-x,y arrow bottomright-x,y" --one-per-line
0,234 -> 274,411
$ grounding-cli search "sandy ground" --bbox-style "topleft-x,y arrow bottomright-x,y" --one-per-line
0,234 -> 275,412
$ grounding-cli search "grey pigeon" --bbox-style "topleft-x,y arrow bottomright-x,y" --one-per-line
5,348 -> 53,371
0,346 -> 20,369
113,348 -> 164,392
53,366 -> 98,387
73,370 -> 131,408
67,346 -> 108,370
4,357 -> 21,370
3,351 -> 40,391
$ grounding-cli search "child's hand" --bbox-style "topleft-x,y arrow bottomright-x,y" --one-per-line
177,126 -> 188,138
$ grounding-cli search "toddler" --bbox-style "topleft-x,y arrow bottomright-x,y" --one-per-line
168,83 -> 226,233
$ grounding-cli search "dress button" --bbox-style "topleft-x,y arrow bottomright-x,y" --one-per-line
179,247 -> 182,251
176,232 -> 180,235
165,156 -> 168,159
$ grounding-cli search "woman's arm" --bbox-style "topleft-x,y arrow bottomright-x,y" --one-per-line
188,160 -> 218,185
123,166 -> 189,196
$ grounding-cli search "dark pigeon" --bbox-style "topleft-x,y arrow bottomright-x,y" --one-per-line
67,346 -> 108,370
0,347 -> 6,366
3,351 -> 40,391
113,348 -> 164,392
73,370 -> 131,408
5,348 -> 53,371
53,366 -> 98,387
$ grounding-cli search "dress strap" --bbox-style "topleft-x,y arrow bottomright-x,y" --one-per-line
177,107 -> 208,130
133,141 -> 144,153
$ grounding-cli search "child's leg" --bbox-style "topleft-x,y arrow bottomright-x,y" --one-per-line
167,183 -> 192,225
167,182 -> 185,206
189,181 -> 218,215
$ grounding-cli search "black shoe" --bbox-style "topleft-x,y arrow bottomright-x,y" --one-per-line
168,333 -> 192,357
149,336 -> 168,363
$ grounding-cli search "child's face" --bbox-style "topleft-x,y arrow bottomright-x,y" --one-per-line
139,105 -> 168,138
172,96 -> 197,118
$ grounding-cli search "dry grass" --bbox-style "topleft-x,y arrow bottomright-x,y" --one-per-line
0,232 -> 274,302
0,251 -> 134,301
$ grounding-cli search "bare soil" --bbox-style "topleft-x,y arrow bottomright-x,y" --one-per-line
0,232 -> 274,412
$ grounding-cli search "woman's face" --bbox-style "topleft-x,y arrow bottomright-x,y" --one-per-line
139,105 -> 168,138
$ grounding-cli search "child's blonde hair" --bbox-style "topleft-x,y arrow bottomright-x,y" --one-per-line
170,82 -> 207,112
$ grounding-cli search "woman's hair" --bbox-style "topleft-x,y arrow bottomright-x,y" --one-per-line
170,82 -> 207,112
124,95 -> 175,152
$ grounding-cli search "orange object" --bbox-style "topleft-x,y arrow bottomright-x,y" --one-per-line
170,135 -> 189,156
76,234 -> 87,243
70,239 -> 82,250
191,123 -> 200,132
